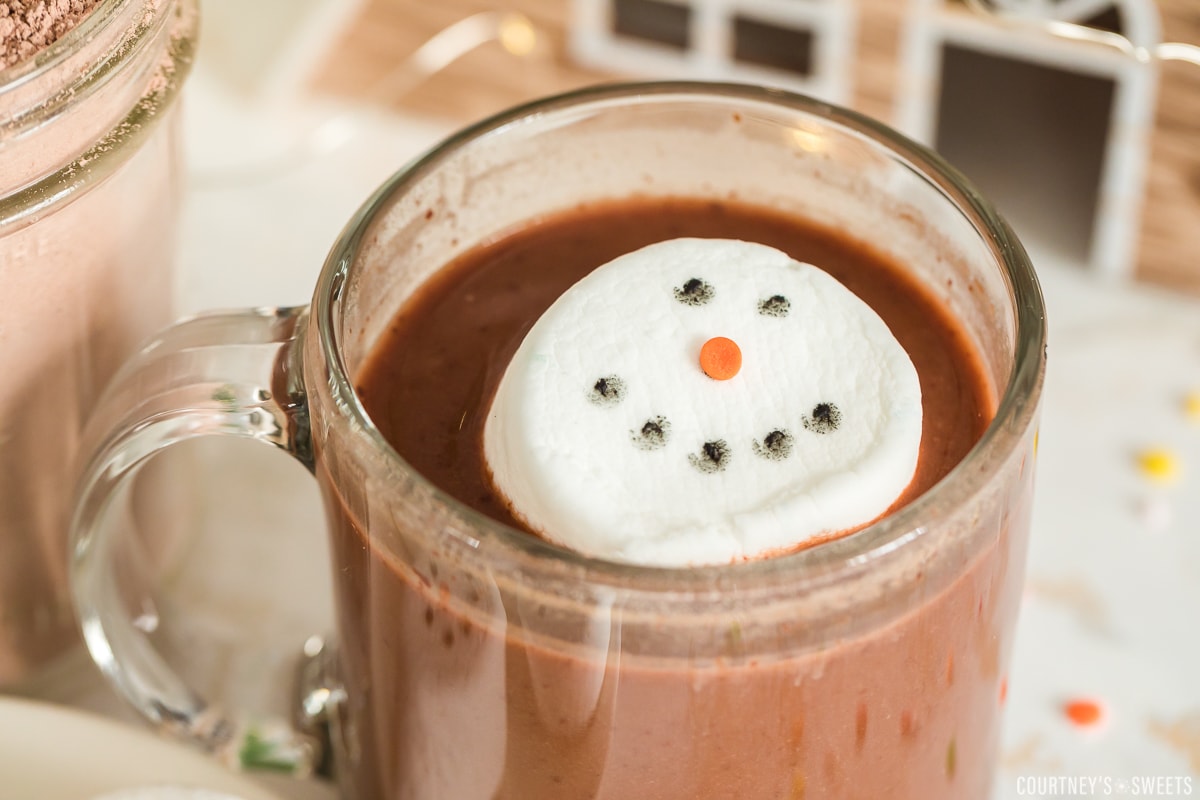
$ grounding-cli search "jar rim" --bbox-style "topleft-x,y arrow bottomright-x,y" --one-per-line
0,0 -> 197,231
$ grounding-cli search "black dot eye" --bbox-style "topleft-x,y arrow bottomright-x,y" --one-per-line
758,295 -> 790,317
589,375 -> 625,406
803,402 -> 842,434
753,429 -> 793,460
674,278 -> 714,306
631,416 -> 670,450
688,439 -> 730,473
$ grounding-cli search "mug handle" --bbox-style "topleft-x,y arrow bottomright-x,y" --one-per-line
70,305 -> 326,776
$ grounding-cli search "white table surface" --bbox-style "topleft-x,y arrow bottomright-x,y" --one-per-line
23,9 -> 1200,798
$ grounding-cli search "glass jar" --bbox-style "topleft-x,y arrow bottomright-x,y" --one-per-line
0,0 -> 198,688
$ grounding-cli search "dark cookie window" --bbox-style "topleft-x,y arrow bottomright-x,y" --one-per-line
689,439 -> 730,473
589,375 -> 626,406
758,294 -> 790,317
631,416 -> 671,450
674,278 -> 714,306
613,0 -> 691,50
753,429 -> 793,460
733,16 -> 814,78
802,402 -> 842,434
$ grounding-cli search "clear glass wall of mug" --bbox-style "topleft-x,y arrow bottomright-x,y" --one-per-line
0,0 -> 197,689
70,83 -> 1045,799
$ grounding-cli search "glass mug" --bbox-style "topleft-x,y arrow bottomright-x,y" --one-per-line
71,82 -> 1045,799
1,0 -> 197,689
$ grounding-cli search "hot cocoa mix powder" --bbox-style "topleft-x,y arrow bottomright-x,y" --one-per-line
1,1 -> 102,70
320,197 -> 1027,800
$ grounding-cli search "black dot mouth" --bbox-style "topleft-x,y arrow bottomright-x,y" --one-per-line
631,416 -> 670,450
688,439 -> 730,473
803,402 -> 842,434
589,375 -> 626,406
753,429 -> 794,460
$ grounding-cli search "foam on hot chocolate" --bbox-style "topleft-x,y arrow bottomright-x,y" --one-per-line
483,238 -> 922,567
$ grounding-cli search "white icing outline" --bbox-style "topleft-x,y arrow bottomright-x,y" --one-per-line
897,0 -> 1159,279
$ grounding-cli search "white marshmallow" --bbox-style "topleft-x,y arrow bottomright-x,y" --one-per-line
483,238 -> 922,567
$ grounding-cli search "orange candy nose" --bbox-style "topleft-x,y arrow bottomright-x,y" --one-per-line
700,336 -> 742,380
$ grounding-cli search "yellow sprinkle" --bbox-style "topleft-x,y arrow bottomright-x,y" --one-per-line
1138,448 -> 1180,484
1185,391 -> 1200,423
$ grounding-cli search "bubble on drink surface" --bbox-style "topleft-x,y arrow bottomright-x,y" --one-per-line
483,238 -> 923,566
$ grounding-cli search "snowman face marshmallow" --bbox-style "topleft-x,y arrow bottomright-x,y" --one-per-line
483,238 -> 923,567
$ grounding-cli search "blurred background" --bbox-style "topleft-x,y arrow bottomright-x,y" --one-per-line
198,0 -> 1199,291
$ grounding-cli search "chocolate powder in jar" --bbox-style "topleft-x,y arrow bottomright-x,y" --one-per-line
1,1 -> 103,70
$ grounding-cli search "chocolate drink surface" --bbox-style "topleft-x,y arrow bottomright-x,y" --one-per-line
328,197 -> 1022,799
358,198 -> 991,532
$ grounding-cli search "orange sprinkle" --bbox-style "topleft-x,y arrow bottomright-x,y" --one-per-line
1064,699 -> 1104,727
999,677 -> 1008,705
700,336 -> 742,380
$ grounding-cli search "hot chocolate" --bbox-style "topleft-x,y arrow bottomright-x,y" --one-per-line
357,198 -> 991,536
328,197 -> 1014,798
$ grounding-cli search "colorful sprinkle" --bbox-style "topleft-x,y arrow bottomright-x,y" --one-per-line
945,737 -> 957,778
699,336 -> 742,380
1064,698 -> 1106,727
1000,677 -> 1008,706
1137,448 -> 1180,485
1185,391 -> 1200,423
791,772 -> 807,799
